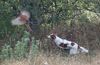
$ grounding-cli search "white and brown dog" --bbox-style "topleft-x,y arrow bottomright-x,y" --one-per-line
47,33 -> 89,55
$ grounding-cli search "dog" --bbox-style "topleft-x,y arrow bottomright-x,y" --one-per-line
47,33 -> 89,55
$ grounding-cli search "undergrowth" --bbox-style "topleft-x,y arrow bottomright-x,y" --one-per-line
0,31 -> 38,60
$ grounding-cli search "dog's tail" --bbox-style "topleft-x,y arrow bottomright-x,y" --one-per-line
79,46 -> 89,53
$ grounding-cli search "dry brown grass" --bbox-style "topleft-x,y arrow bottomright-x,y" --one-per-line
1,50 -> 100,65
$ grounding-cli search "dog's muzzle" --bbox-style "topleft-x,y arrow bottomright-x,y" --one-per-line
47,35 -> 51,38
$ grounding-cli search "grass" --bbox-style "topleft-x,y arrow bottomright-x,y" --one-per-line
1,22 -> 100,65
1,50 -> 100,65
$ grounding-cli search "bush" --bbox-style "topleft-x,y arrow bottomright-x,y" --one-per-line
0,31 -> 38,60
0,44 -> 13,60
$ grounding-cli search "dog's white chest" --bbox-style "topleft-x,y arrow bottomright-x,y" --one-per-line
54,37 -> 63,46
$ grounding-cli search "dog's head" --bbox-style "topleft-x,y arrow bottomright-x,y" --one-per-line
47,33 -> 57,40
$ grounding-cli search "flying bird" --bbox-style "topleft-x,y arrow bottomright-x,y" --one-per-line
11,10 -> 30,25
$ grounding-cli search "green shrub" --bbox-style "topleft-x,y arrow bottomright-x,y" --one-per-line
0,44 -> 13,60
0,31 -> 38,60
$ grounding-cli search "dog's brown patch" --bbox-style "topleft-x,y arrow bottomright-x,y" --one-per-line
59,43 -> 67,48
78,45 -> 80,49
71,42 -> 75,46
50,34 -> 56,40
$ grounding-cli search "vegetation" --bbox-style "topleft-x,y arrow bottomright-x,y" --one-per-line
0,0 -> 100,39
0,0 -> 100,65
0,31 -> 38,60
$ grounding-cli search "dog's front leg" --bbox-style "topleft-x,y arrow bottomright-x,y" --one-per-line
69,48 -> 78,55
